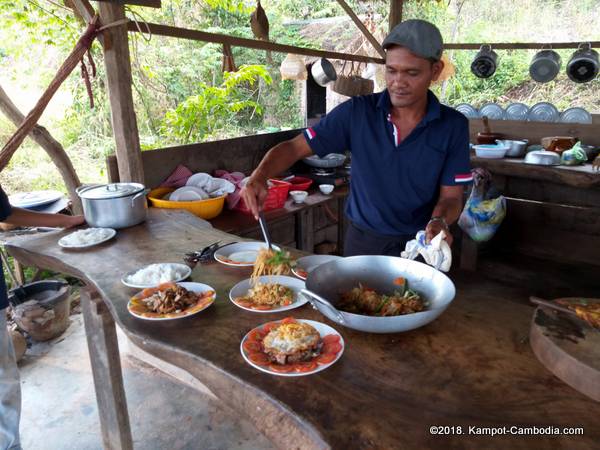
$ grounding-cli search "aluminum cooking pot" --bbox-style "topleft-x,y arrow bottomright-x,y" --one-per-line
567,43 -> 599,83
77,183 -> 148,229
471,45 -> 498,78
496,139 -> 529,157
300,256 -> 455,333
529,48 -> 561,83
310,58 -> 337,87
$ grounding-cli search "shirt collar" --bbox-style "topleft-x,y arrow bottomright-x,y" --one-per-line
377,89 -> 441,124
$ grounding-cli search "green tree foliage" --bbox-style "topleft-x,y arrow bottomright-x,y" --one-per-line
161,64 -> 272,143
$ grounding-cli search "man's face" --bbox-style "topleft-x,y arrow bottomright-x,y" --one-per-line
384,46 -> 443,108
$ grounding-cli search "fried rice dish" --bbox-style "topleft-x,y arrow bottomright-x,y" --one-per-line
235,282 -> 294,309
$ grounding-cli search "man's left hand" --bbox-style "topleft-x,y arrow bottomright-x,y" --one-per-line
425,219 -> 452,246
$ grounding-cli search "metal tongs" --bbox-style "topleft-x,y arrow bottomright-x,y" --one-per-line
184,241 -> 232,265
258,211 -> 273,250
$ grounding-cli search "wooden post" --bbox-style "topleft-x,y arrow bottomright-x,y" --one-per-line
389,0 -> 404,31
98,2 -> 144,183
296,209 -> 315,252
81,287 -> 133,450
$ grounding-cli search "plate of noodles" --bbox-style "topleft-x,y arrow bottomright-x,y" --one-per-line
214,242 -> 282,267
229,275 -> 307,312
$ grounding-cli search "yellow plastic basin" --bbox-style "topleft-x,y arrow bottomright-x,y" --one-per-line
148,187 -> 226,220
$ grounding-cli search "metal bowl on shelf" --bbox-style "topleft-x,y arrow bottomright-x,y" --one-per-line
303,153 -> 346,168
496,139 -> 528,157
524,150 -> 561,166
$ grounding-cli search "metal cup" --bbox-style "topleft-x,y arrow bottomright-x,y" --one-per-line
471,45 -> 498,78
530,47 -> 561,83
567,43 -> 599,83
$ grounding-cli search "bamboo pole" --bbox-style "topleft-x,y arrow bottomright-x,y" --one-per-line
335,0 -> 385,58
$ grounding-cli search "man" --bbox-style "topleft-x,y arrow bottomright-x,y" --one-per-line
242,19 -> 472,256
0,186 -> 84,450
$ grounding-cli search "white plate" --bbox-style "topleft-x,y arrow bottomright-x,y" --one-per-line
58,228 -> 116,249
214,242 -> 281,267
478,103 -> 506,120
240,318 -> 344,377
559,107 -> 592,124
454,103 -> 479,119
127,282 -> 216,321
229,275 -> 307,313
528,102 -> 559,122
121,263 -> 192,289
505,103 -> 530,121
292,255 -> 342,280
9,190 -> 64,209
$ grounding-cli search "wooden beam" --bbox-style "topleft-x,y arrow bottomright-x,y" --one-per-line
127,22 -> 385,65
94,0 -> 161,7
389,0 -> 404,31
445,41 -> 600,50
335,0 -> 385,58
70,0 -> 97,26
99,3 -> 144,183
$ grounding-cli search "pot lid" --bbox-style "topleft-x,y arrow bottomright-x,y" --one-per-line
78,183 -> 145,200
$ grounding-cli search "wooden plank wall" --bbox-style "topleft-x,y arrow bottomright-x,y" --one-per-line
106,129 -> 301,187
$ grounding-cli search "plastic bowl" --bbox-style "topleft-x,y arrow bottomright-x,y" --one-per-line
473,144 -> 508,159
148,187 -> 225,219
288,176 -> 313,191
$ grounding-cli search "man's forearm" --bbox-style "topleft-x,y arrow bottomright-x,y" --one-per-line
431,197 -> 462,225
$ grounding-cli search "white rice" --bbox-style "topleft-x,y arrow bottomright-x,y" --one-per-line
61,228 -> 113,246
126,264 -> 187,285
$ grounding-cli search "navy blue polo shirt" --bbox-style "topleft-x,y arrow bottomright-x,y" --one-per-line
303,89 -> 472,237
0,186 -> 12,309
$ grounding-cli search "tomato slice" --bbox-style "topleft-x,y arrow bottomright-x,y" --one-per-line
323,342 -> 342,355
199,290 -> 215,299
261,322 -> 279,333
141,287 -> 158,298
247,329 -> 266,342
393,277 -> 406,286
242,340 -> 261,353
315,353 -> 336,364
322,334 -> 340,345
252,305 -> 273,311
235,299 -> 253,308
294,360 -> 318,372
269,363 -> 294,373
157,282 -> 177,290
281,317 -> 297,325
247,351 -> 270,366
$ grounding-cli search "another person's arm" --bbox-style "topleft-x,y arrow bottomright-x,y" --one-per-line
242,135 -> 313,219
4,207 -> 84,229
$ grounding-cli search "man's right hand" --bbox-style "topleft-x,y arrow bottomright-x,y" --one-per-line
241,175 -> 269,220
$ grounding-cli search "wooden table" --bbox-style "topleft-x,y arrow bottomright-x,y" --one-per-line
6,209 -> 600,450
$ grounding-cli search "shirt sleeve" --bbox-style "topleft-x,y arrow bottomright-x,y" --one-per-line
0,186 -> 12,222
440,116 -> 472,186
303,99 -> 353,157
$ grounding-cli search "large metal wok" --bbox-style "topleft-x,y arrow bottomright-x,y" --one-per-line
300,256 -> 455,333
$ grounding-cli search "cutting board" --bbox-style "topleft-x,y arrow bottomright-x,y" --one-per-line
530,297 -> 600,402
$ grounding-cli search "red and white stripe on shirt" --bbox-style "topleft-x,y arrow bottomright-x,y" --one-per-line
454,173 -> 473,183
304,127 -> 316,140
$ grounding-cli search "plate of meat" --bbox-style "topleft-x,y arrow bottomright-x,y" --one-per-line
240,317 -> 344,376
127,282 -> 216,320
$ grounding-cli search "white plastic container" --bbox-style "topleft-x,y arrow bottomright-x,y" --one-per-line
473,144 -> 508,159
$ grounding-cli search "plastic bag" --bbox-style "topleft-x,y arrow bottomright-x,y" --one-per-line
458,168 -> 506,242
561,141 -> 587,166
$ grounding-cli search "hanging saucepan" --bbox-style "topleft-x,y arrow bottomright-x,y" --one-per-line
471,44 -> 498,78
310,58 -> 337,87
567,43 -> 599,83
530,46 -> 561,83
300,256 -> 455,334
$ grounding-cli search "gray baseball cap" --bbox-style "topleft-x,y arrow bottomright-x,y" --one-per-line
382,19 -> 443,61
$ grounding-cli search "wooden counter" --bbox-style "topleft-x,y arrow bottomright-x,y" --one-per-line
6,208 -> 600,450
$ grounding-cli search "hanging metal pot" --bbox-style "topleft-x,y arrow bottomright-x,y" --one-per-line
566,43 -> 599,83
530,46 -> 561,83
471,44 -> 498,78
310,58 -> 337,87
